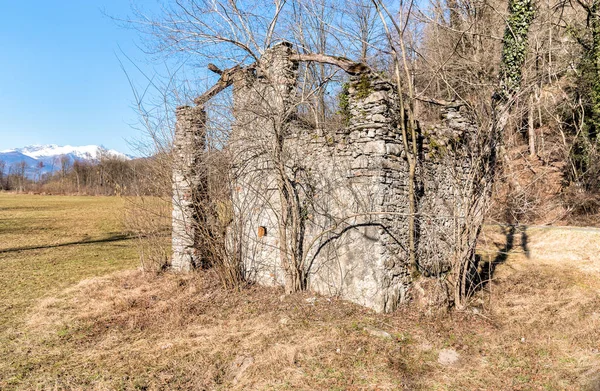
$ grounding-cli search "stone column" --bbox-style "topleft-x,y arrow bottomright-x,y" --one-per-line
172,105 -> 207,272
346,72 -> 412,312
259,42 -> 297,117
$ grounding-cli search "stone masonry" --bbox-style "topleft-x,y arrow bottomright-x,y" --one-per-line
172,42 -> 476,311
172,105 -> 207,272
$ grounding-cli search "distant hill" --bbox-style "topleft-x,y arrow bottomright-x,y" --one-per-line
0,145 -> 133,178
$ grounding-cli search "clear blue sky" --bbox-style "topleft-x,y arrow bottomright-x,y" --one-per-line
0,1 -> 158,156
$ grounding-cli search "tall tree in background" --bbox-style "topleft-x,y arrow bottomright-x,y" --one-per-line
568,0 -> 600,190
453,0 -> 534,305
576,0 -> 600,134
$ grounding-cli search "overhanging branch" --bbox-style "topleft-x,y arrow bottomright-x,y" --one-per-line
194,63 -> 255,106
290,53 -> 368,75
194,51 -> 370,106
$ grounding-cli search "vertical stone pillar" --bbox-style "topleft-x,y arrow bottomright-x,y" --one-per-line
172,105 -> 207,272
259,42 -> 297,117
346,72 -> 412,311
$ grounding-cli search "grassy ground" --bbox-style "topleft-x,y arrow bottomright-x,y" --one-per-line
0,194 -> 138,388
0,194 -> 599,390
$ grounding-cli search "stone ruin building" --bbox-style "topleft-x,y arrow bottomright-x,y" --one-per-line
172,42 -> 477,313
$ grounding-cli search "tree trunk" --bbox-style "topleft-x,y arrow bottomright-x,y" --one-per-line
528,94 -> 536,157
455,0 -> 534,309
590,0 -> 600,138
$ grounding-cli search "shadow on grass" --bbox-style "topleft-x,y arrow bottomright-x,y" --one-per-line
468,224 -> 530,297
0,234 -> 135,254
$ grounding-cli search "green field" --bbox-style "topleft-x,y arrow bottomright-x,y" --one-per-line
0,194 -> 138,388
0,193 -> 598,390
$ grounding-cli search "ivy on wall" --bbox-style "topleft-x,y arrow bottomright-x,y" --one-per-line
497,0 -> 535,101
587,0 -> 600,139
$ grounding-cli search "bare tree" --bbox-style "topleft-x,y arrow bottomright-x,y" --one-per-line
12,161 -> 28,193
0,159 -> 5,190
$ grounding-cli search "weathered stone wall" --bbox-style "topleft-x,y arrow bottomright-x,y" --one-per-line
228,42 -> 299,286
229,45 -> 417,312
174,42 -> 476,311
417,107 -> 478,277
302,72 -> 414,312
172,105 -> 207,271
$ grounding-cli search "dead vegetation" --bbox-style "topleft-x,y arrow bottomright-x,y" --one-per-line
8,225 -> 600,390
1,195 -> 599,391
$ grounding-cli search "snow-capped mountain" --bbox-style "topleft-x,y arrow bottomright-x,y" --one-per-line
5,144 -> 130,161
0,144 -> 132,178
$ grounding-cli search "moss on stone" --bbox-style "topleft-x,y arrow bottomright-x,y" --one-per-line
355,74 -> 373,99
425,134 -> 450,159
337,82 -> 351,126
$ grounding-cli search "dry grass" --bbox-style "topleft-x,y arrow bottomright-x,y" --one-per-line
0,194 -> 138,389
1,194 -> 599,390
0,194 -> 137,321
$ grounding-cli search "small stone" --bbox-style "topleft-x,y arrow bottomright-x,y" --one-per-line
351,155 -> 369,169
363,326 -> 392,339
279,316 -> 290,325
364,91 -> 388,104
371,105 -> 387,114
372,114 -> 387,123
229,355 -> 254,384
385,144 -> 402,156
305,297 -> 317,304
438,349 -> 460,366
364,140 -> 386,154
